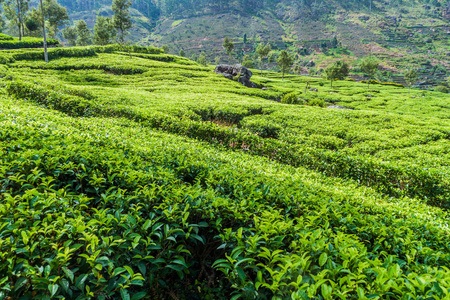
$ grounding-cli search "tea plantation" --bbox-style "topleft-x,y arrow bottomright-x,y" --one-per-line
1,46 -> 450,299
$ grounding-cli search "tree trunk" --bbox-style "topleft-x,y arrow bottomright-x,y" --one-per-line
40,0 -> 48,63
17,0 -> 22,41
260,59 -> 262,76
367,78 -> 370,91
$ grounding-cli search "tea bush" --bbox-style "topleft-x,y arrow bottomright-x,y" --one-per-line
281,92 -> 302,104
1,46 -> 450,299
0,37 -> 59,49
1,96 -> 450,299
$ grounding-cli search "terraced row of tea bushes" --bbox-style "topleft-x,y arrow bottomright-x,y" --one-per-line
0,37 -> 59,49
1,96 -> 450,299
0,45 -> 163,64
257,72 -> 450,119
5,78 -> 450,208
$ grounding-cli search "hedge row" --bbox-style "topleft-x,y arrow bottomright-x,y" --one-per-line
0,44 -> 163,64
1,96 -> 450,299
0,37 -> 59,49
6,80 -> 450,207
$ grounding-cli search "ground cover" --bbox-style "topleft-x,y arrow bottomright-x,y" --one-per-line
1,46 -> 450,299
4,48 -> 450,206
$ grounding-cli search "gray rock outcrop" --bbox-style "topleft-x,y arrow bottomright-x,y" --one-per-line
214,64 -> 258,88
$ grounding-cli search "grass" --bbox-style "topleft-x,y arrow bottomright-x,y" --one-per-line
0,46 -> 450,299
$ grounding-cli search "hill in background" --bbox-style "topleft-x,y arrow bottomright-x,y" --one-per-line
32,0 -> 449,87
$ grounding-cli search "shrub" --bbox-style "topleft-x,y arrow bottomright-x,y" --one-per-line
435,85 -> 449,93
318,82 -> 325,86
281,92 -> 302,104
0,37 -> 59,49
309,98 -> 326,107
0,33 -> 14,41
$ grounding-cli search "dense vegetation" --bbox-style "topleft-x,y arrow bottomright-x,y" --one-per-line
0,46 -> 450,299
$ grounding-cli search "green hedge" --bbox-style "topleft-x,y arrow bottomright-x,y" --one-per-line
1,95 -> 450,299
0,33 -> 14,41
6,79 -> 450,207
0,44 -> 164,64
0,37 -> 59,49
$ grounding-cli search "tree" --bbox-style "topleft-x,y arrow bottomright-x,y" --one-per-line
360,56 -> 379,90
94,15 -> 115,45
331,35 -> 339,48
112,0 -> 132,43
277,50 -> 294,80
42,0 -> 68,38
179,48 -> 185,57
223,37 -> 234,63
197,52 -> 207,66
3,0 -> 31,40
243,33 -> 247,44
76,20 -> 91,46
256,43 -> 271,76
162,45 -> 169,53
24,17 -> 39,35
404,68 -> 418,95
62,25 -> 77,46
36,0 -> 48,62
325,60 -> 349,88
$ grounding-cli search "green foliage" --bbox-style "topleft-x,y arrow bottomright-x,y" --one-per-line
76,20 -> 92,46
197,52 -> 207,66
24,18 -> 39,32
62,25 -> 77,46
325,60 -> 349,88
308,98 -> 326,107
223,37 -> 234,55
42,0 -> 69,37
256,43 -> 271,75
0,33 -> 13,40
0,36 -> 59,49
281,92 -> 302,104
435,85 -> 449,93
277,50 -> 294,80
112,0 -> 132,43
360,56 -> 380,90
1,46 -> 450,299
94,16 -> 115,46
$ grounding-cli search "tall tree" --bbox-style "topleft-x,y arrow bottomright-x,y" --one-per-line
62,24 -> 77,46
112,0 -> 132,43
3,0 -> 31,40
76,20 -> 91,46
256,43 -> 271,76
42,0 -> 68,38
360,56 -> 379,90
277,50 -> 293,80
94,15 -> 115,45
404,67 -> 418,96
39,0 -> 47,62
223,37 -> 234,63
325,60 -> 349,88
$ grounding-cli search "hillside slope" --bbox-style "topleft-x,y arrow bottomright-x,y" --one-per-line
53,0 -> 450,86
0,46 -> 450,299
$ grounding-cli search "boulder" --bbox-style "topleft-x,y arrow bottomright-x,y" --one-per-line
214,64 -> 258,88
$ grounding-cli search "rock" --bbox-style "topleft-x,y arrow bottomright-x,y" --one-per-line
328,105 -> 353,110
262,87 -> 267,90
214,64 -> 258,88
310,88 -> 318,92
